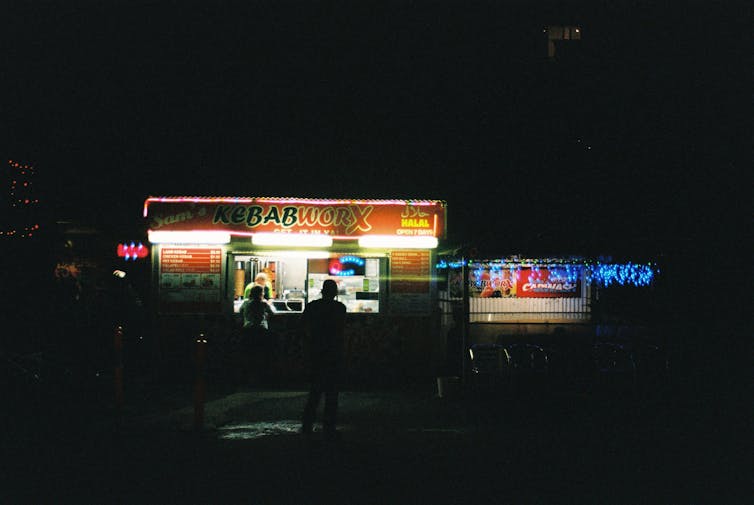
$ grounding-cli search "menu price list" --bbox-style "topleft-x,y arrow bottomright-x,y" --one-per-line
160,248 -> 222,274
158,248 -> 223,314
390,250 -> 430,294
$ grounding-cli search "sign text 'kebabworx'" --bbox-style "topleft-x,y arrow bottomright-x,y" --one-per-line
211,204 -> 374,234
146,199 -> 446,238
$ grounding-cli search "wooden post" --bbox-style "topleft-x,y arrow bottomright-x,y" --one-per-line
194,334 -> 207,431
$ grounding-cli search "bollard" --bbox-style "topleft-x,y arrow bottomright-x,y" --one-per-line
114,325 -> 124,410
436,376 -> 446,398
194,334 -> 207,431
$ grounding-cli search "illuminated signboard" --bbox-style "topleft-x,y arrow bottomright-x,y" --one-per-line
143,197 -> 447,239
469,267 -> 581,298
158,247 -> 222,313
117,242 -> 149,261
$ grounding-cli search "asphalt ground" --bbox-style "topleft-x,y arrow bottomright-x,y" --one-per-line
2,372 -> 748,505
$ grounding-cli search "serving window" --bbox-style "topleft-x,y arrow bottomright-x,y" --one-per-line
232,253 -> 384,314
307,256 -> 382,313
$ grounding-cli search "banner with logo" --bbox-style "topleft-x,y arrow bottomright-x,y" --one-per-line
469,267 -> 580,298
145,198 -> 446,238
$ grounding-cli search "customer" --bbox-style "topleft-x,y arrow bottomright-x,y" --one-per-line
240,285 -> 274,384
301,279 -> 347,440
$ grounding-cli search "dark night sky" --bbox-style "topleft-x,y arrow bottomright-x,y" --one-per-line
1,0 -> 747,259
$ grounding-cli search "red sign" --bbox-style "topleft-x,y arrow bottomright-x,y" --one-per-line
144,197 -> 446,238
160,248 -> 222,274
470,267 -> 581,298
117,242 -> 149,260
514,268 -> 580,298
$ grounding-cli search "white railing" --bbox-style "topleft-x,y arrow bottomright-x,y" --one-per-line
438,284 -> 592,323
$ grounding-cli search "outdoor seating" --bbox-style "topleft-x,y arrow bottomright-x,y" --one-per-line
468,343 -> 511,391
592,342 -> 637,391
506,343 -> 549,373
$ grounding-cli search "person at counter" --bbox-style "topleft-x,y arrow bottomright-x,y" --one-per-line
301,279 -> 347,441
244,272 -> 271,300
240,285 -> 275,384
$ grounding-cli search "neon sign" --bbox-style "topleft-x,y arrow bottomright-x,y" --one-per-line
117,242 -> 149,261
329,255 -> 365,276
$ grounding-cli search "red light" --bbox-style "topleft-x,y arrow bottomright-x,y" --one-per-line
117,242 -> 149,260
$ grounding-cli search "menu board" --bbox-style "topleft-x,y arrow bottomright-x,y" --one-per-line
390,250 -> 431,314
158,248 -> 223,313
390,250 -> 430,293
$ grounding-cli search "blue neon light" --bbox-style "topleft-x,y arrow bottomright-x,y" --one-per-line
329,255 -> 365,276
437,258 -> 656,288
339,255 -> 365,266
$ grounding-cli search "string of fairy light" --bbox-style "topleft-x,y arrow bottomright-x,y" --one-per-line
2,159 -> 41,238
436,257 -> 657,288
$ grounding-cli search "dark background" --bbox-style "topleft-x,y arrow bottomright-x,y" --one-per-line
0,5 -> 749,500
1,1 -> 747,265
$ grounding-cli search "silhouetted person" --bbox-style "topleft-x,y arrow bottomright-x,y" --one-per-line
240,285 -> 274,384
301,279 -> 346,440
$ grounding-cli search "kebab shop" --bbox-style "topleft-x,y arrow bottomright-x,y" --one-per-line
144,196 -> 447,381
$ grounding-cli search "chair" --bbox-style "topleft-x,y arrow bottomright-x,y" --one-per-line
593,342 -> 636,390
506,343 -> 548,372
468,343 -> 511,390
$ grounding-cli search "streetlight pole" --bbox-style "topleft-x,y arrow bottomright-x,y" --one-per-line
461,256 -> 470,385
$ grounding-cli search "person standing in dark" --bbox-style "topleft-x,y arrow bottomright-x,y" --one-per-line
301,279 -> 346,440
240,285 -> 274,384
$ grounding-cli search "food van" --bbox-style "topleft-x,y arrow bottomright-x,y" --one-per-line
144,196 -> 447,383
